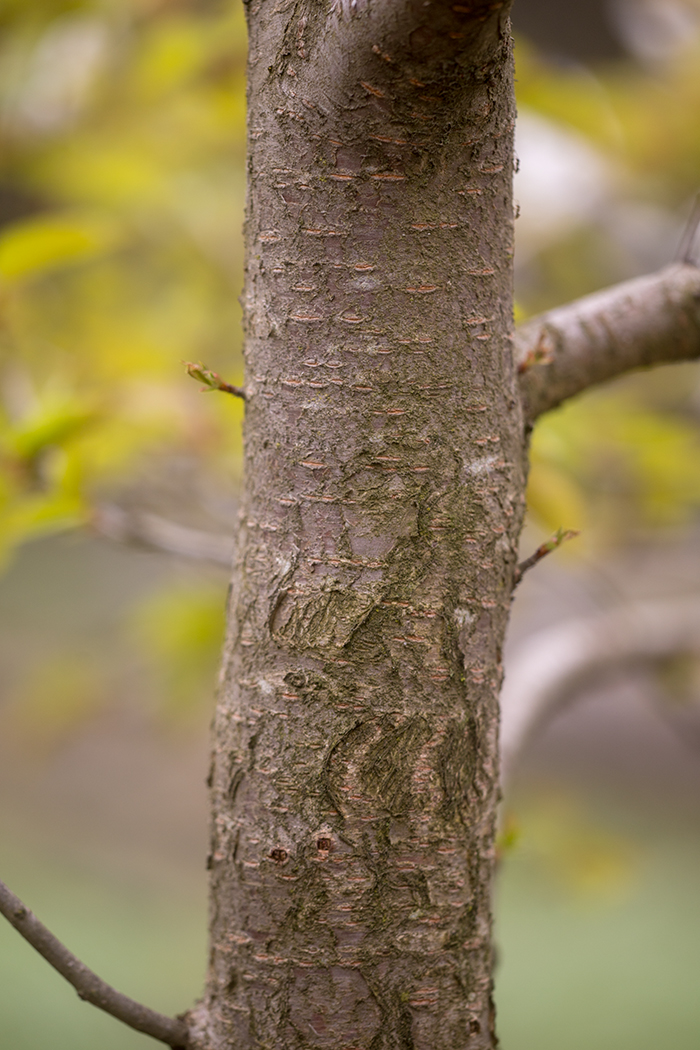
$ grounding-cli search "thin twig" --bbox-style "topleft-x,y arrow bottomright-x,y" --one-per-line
0,878 -> 190,1049
185,361 -> 246,399
514,527 -> 579,585
677,192 -> 700,265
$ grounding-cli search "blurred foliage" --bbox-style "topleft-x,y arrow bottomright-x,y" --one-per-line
503,792 -> 639,901
515,26 -> 700,204
1,0 -> 700,727
0,0 -> 247,571
515,27 -> 700,552
0,0 -> 246,727
529,388 -> 700,542
2,649 -> 102,754
129,578 -> 226,721
656,651 -> 700,705
495,798 -> 700,1050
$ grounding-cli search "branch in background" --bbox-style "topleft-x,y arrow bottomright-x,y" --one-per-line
500,598 -> 700,790
516,263 -> 700,424
678,192 -> 700,265
0,878 -> 190,1049
92,503 -> 234,565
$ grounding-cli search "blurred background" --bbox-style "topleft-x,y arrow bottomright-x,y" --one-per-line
1,0 -> 700,1046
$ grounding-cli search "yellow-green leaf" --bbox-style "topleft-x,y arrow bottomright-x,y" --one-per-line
0,214 -> 121,282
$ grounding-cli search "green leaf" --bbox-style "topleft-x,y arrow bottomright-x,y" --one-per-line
130,581 -> 226,721
4,405 -> 98,463
0,214 -> 121,283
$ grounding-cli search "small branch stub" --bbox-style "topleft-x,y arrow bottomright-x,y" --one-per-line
516,329 -> 554,374
514,527 -> 579,585
185,361 -> 246,400
0,878 -> 190,1049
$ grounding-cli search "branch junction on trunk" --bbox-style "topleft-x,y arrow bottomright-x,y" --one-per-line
516,263 -> 700,423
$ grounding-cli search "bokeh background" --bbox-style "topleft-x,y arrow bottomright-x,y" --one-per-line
1,0 -> 700,1046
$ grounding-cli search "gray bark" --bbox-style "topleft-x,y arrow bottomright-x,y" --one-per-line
193,2 -> 524,1048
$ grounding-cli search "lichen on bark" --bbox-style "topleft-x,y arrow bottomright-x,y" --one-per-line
200,2 -> 525,1048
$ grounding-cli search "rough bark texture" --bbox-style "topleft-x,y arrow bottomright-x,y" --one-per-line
194,2 -> 525,1049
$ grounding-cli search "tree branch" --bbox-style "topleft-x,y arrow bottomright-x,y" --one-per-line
276,0 -> 513,130
513,527 -> 579,585
516,263 -> 700,424
338,0 -> 511,81
500,598 -> 700,789
0,878 -> 190,1048
92,503 -> 234,566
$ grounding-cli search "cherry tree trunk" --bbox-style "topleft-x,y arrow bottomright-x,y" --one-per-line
197,2 -> 525,1048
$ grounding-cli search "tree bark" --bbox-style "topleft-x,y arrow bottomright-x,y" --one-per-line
193,2 -> 525,1048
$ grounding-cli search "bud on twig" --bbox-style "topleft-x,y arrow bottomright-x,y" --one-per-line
185,362 -> 246,400
514,526 -> 579,585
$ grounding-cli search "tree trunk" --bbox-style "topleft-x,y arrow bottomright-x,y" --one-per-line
197,3 -> 525,1047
